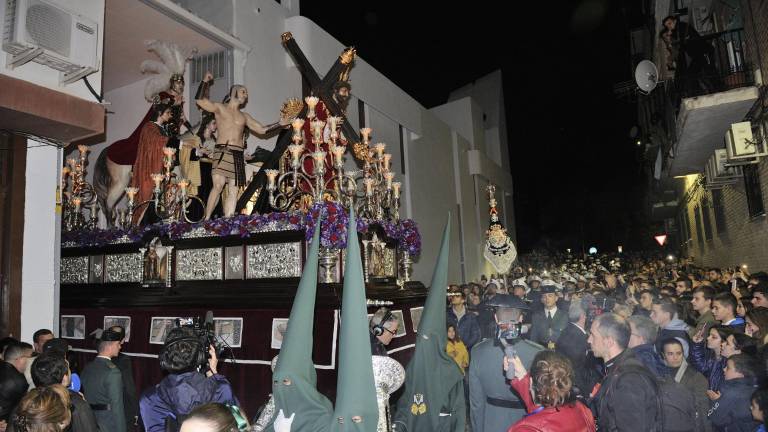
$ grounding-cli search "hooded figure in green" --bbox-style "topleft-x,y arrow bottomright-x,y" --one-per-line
266,206 -> 379,432
393,217 -> 466,432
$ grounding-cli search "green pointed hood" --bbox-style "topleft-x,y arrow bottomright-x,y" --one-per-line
269,219 -> 333,431
331,206 -> 379,431
394,216 -> 466,430
416,215 -> 451,343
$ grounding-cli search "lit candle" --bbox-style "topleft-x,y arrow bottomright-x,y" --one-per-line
392,182 -> 401,198
346,176 -> 357,193
151,173 -> 164,191
360,128 -> 372,144
72,197 -> 82,211
291,118 -> 305,143
312,151 -> 326,175
310,119 -> 325,143
373,143 -> 386,158
291,117 -> 305,133
125,187 -> 139,204
382,154 -> 392,171
332,145 -> 345,165
305,96 -> 319,118
384,172 -> 394,189
288,144 -> 303,165
364,178 -> 374,196
177,179 -> 189,194
265,169 -> 279,189
327,116 -> 341,133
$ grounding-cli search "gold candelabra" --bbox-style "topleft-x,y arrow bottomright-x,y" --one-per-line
265,96 -> 402,222
121,147 -> 205,227
61,145 -> 98,231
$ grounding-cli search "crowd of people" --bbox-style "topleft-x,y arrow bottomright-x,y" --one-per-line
433,252 -> 768,431
4,252 -> 768,431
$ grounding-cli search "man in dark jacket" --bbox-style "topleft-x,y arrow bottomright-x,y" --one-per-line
447,292 -> 481,350
556,297 -> 598,393
589,313 -> 659,431
528,284 -> 568,349
139,327 -> 237,432
709,354 -> 760,432
31,352 -> 100,432
627,315 -> 666,377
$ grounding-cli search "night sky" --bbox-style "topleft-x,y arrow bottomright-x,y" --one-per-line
303,1 -> 650,253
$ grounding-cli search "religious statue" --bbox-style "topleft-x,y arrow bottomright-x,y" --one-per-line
129,100 -> 174,224
236,35 -> 362,215
142,237 -> 167,284
94,40 -> 196,227
195,72 -> 292,219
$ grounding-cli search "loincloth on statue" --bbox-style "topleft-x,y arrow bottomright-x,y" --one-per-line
211,144 -> 247,186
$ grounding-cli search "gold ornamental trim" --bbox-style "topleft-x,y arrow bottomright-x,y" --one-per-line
281,32 -> 293,43
340,47 -> 356,65
352,141 -> 372,162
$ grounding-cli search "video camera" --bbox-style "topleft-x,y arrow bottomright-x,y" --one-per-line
173,311 -> 222,365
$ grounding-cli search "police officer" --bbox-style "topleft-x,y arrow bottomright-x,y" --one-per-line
81,328 -> 127,432
469,294 -> 543,432
528,283 -> 569,349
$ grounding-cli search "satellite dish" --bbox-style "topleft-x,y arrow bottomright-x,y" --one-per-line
634,60 -> 658,93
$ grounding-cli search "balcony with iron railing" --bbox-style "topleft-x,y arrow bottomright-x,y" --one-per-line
667,28 -> 755,102
661,29 -> 761,178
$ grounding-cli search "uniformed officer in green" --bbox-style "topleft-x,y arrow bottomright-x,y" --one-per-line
469,294 -> 543,432
81,328 -> 127,432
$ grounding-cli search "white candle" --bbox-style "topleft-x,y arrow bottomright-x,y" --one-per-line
360,127 -> 372,144
364,178 -> 374,196
384,172 -> 394,189
382,154 -> 392,171
373,142 -> 386,158
392,182 -> 401,198
265,169 -> 279,188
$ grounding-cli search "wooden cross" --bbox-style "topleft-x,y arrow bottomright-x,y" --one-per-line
237,32 -> 360,213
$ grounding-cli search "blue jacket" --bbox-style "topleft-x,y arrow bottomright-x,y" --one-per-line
139,371 -> 237,432
447,307 -> 481,350
709,377 -> 758,432
690,340 -> 726,392
630,343 -> 666,377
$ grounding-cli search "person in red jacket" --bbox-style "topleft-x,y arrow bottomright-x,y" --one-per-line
503,350 -> 595,432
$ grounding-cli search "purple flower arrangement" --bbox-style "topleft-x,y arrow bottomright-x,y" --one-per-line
62,204 -> 422,256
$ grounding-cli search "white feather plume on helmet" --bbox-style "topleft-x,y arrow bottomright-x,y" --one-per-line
140,40 -> 198,102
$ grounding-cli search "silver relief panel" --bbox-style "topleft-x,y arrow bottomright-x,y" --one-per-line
60,256 -> 89,284
176,248 -> 223,281
246,242 -> 302,279
105,253 -> 143,283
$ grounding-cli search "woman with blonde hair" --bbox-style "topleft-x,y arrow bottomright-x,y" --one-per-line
12,384 -> 71,432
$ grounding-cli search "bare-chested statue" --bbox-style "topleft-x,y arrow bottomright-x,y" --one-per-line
195,72 -> 289,219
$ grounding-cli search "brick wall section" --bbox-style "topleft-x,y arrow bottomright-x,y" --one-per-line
683,156 -> 768,270
743,1 -> 768,83
677,3 -> 768,272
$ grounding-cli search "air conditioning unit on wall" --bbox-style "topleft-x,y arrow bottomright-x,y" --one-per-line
705,149 -> 741,190
2,0 -> 99,84
725,121 -> 767,165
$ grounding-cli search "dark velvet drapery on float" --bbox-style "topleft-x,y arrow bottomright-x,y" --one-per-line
61,304 -> 420,425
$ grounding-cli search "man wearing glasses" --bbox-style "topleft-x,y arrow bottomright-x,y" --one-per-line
369,308 -> 400,356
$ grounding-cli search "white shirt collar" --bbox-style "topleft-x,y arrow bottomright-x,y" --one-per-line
571,322 -> 586,334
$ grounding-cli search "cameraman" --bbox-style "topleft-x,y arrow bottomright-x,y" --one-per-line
139,327 -> 237,432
